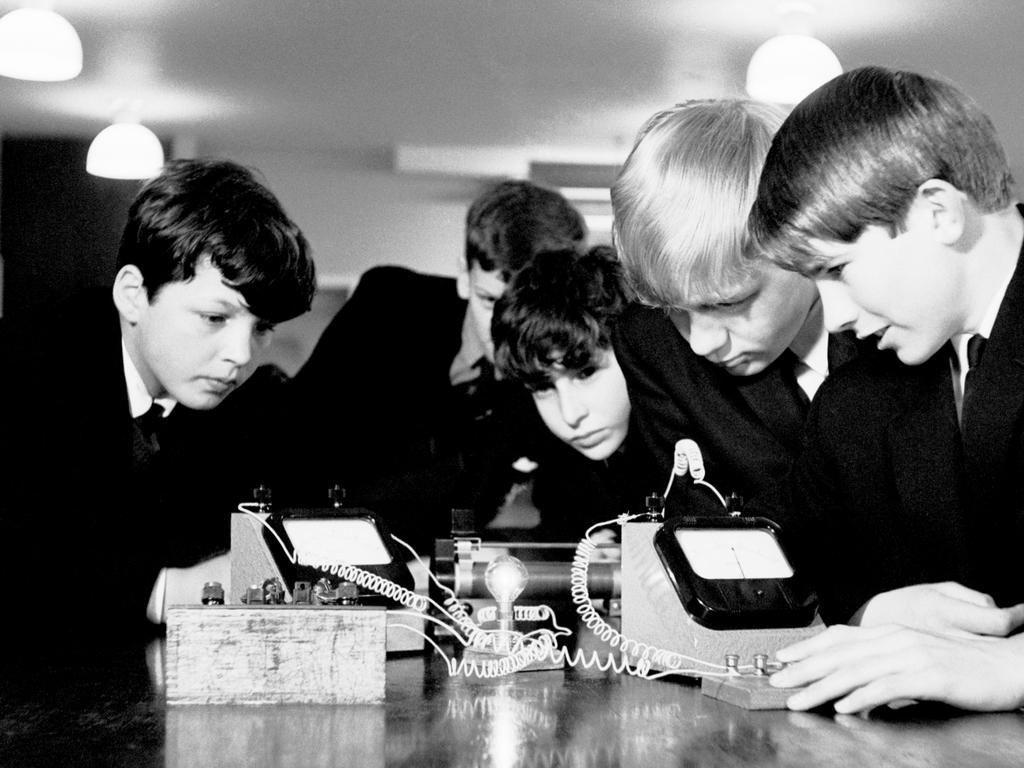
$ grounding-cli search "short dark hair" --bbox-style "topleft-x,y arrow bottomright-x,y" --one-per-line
465,180 -> 587,279
492,245 -> 627,389
117,159 -> 316,323
750,66 -> 1015,274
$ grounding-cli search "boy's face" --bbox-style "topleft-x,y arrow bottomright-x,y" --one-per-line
117,258 -> 275,409
666,263 -> 819,376
457,261 -> 507,362
531,349 -> 631,461
808,220 -> 966,366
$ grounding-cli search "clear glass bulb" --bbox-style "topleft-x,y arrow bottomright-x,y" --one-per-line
484,554 -> 529,605
484,555 -> 529,652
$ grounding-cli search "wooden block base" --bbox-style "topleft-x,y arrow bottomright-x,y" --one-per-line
166,605 -> 386,705
700,674 -> 801,710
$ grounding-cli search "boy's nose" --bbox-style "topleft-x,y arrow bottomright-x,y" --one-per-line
557,386 -> 588,429
221,323 -> 255,366
686,314 -> 728,359
817,281 -> 860,334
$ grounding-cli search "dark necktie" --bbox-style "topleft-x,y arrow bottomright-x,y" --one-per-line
737,350 -> 808,452
961,334 -> 987,424
132,402 -> 165,470
455,358 -> 496,422
779,349 -> 811,410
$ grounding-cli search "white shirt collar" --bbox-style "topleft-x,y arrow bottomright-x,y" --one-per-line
122,338 -> 177,419
797,321 -> 830,380
790,308 -> 830,402
952,258 -> 1015,374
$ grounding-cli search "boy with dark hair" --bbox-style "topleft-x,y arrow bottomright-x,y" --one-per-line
1,159 -> 316,644
748,66 -> 1024,712
492,246 -> 633,535
289,179 -> 587,553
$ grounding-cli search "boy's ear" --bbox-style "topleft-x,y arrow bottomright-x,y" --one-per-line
112,264 -> 149,323
456,258 -> 471,300
915,178 -> 968,245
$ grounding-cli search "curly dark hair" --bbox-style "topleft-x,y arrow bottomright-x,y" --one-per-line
492,245 -> 628,388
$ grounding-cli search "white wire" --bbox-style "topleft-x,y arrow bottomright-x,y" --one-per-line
660,448 -> 729,509
570,536 -> 730,676
237,502 -> 296,563
236,504 -> 745,681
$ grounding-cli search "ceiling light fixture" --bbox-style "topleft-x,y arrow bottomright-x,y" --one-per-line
0,7 -> 82,81
745,2 -> 841,105
87,106 -> 165,180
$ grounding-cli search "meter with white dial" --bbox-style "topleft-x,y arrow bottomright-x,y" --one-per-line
653,516 -> 817,630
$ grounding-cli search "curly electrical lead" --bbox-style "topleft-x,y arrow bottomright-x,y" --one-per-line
317,562 -> 430,613
571,533 -> 730,677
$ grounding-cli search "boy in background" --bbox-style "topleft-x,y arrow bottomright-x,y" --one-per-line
288,180 -> 587,553
491,245 -> 633,538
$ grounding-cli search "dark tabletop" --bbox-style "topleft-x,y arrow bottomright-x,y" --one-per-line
3,635 -> 1024,768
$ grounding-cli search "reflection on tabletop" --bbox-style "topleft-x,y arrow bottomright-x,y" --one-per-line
3,634 -> 1024,768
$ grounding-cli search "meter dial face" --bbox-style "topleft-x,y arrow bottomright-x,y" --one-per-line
674,528 -> 794,580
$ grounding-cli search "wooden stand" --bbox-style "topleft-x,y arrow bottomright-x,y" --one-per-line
165,605 -> 386,705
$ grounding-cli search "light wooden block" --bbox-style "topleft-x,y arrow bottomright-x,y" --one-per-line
620,522 -> 822,674
165,605 -> 386,704
701,674 -> 795,710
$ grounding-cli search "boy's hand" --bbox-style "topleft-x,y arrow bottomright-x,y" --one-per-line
770,624 -> 1024,713
850,582 -> 1024,637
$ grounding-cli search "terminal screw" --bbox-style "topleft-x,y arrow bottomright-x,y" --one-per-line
293,581 -> 312,604
336,581 -> 359,606
253,484 -> 272,512
262,578 -> 285,605
328,484 -> 346,508
201,581 -> 225,605
644,493 -> 665,520
753,653 -> 769,676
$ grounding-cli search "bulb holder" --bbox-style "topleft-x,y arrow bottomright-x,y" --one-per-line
87,122 -> 165,180
745,33 -> 841,105
0,8 -> 83,81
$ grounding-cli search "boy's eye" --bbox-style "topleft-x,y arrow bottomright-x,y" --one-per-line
255,321 -> 277,336
576,366 -> 598,381
715,293 -> 753,310
200,313 -> 227,325
695,293 -> 753,312
824,263 -> 846,279
526,379 -> 555,395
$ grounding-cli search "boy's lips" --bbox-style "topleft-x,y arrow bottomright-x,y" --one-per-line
202,377 -> 237,394
571,429 -> 607,449
857,325 -> 891,348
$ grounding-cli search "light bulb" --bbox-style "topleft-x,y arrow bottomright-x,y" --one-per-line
0,8 -> 82,81
484,554 -> 529,605
484,554 -> 529,652
746,33 -> 842,105
86,121 -> 165,180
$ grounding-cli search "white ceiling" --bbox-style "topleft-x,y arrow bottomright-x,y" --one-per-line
1,0 -> 1023,170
